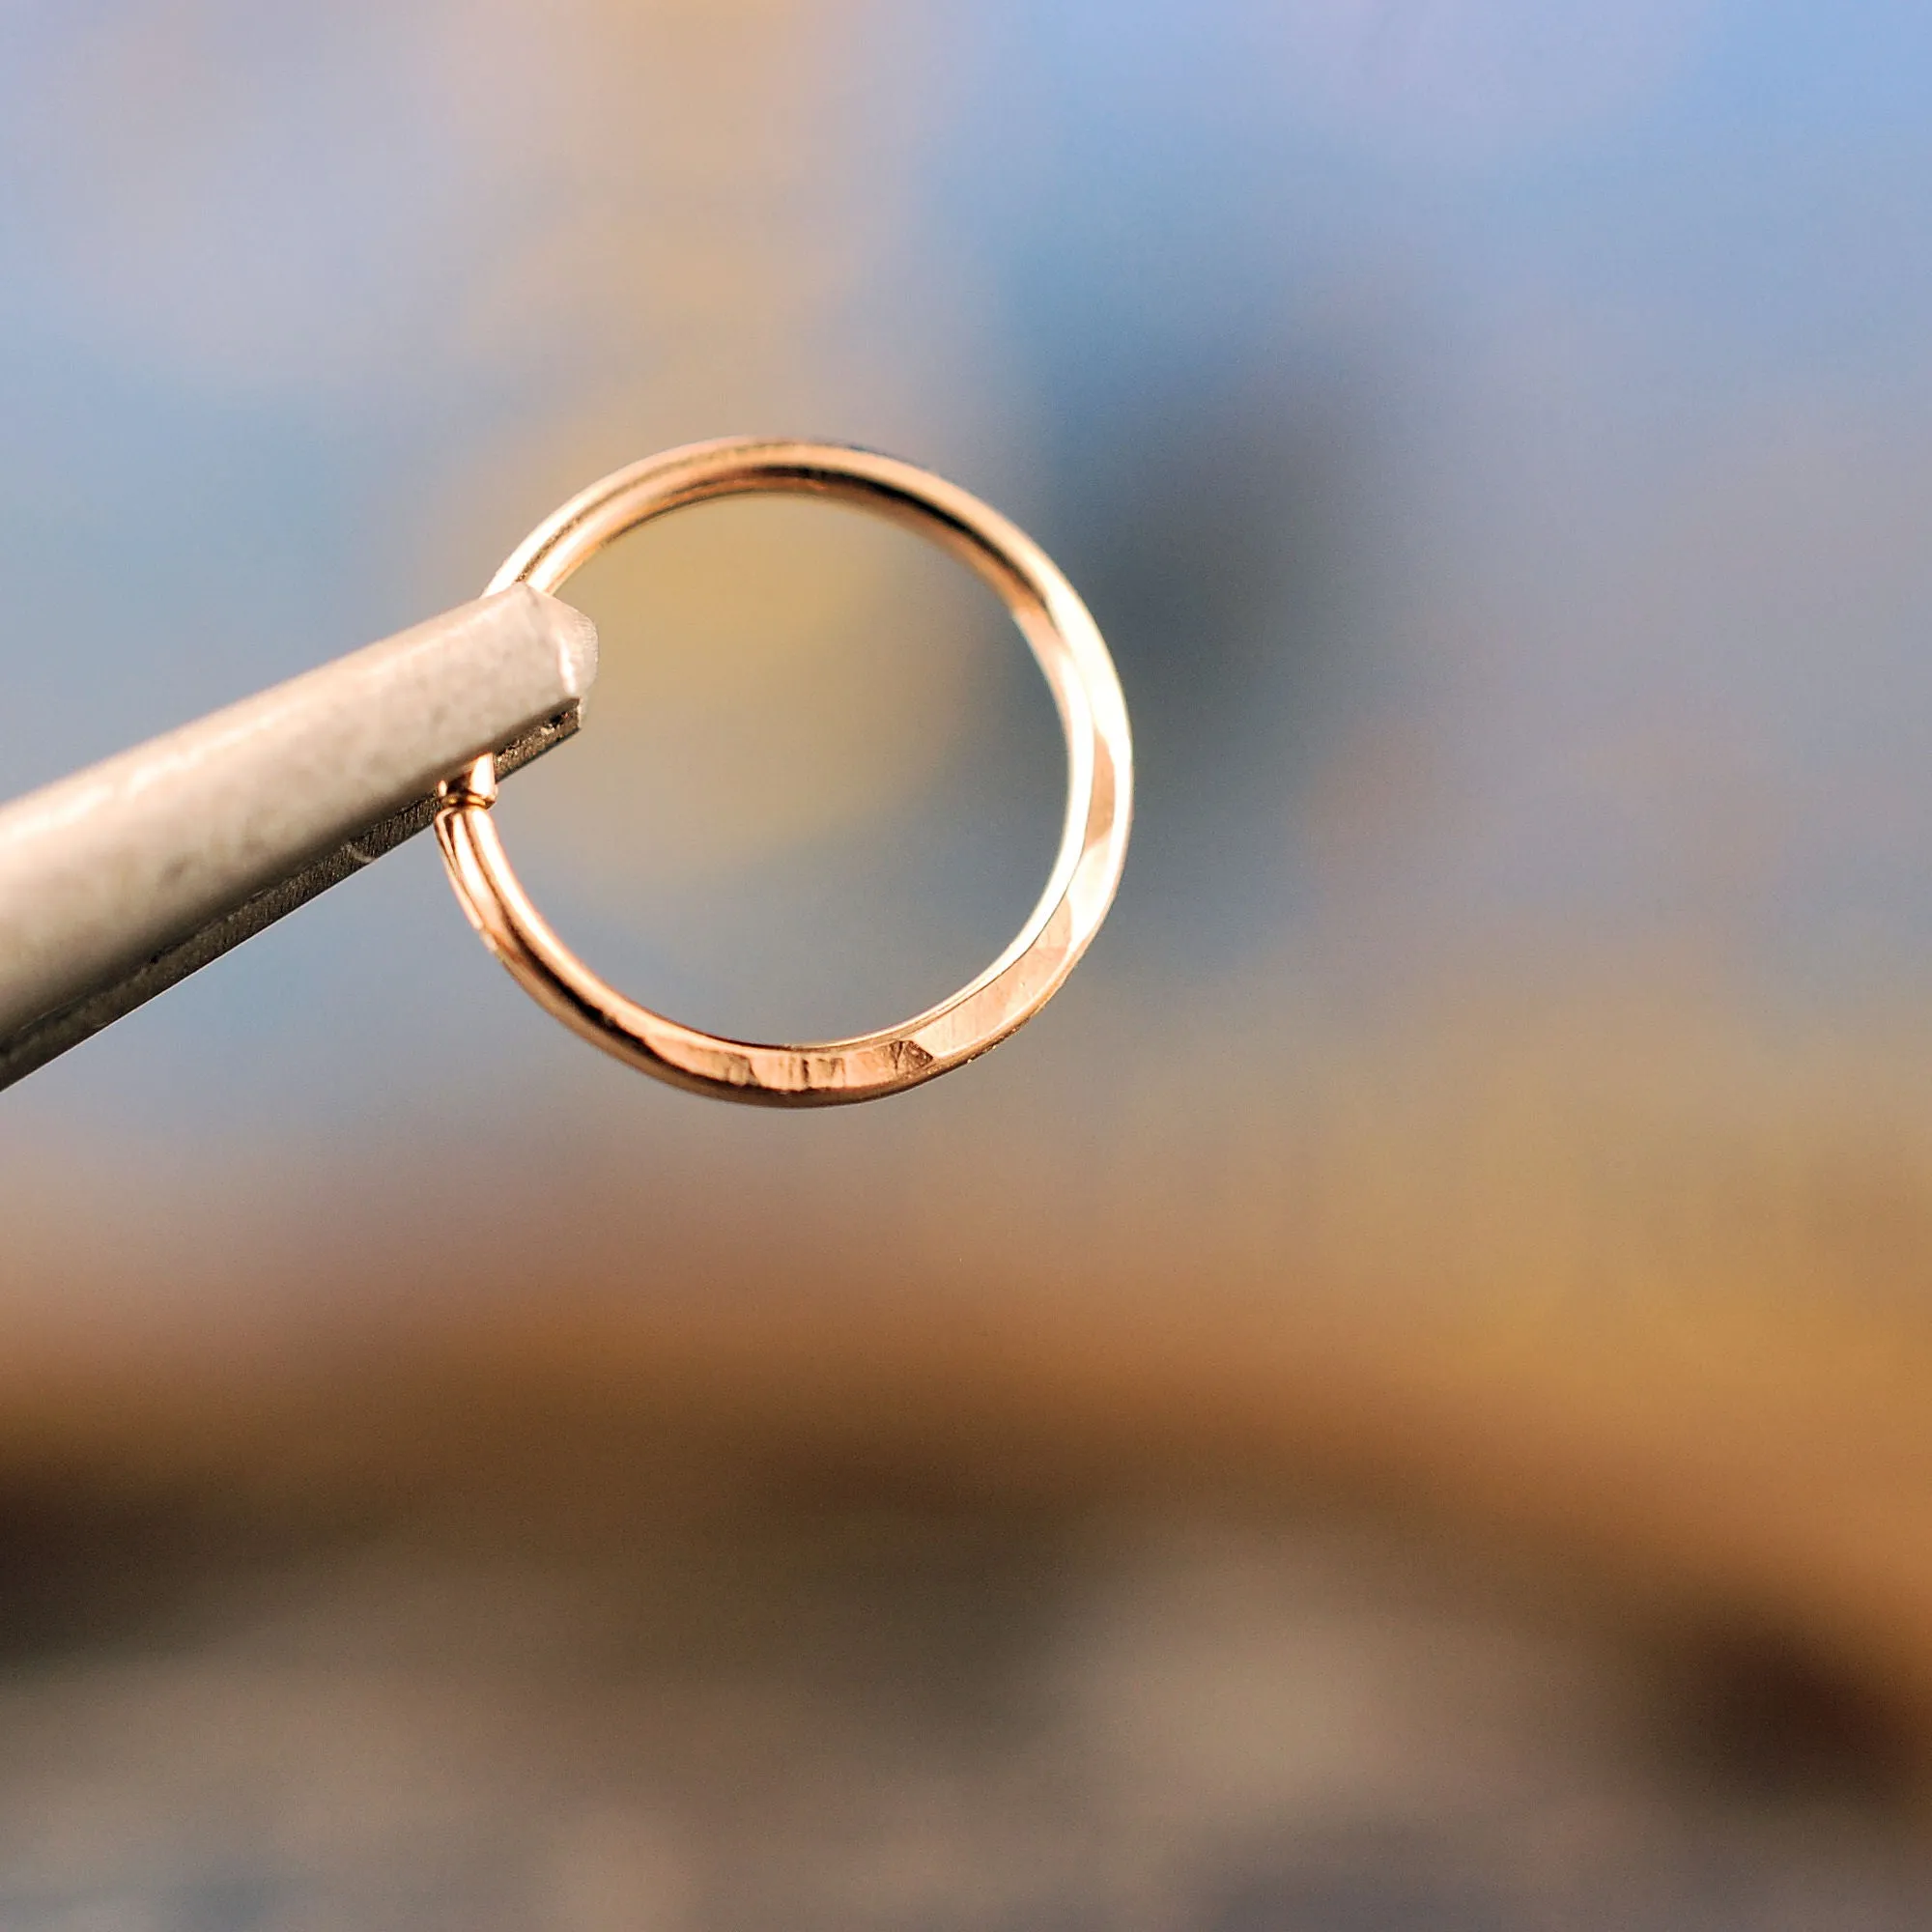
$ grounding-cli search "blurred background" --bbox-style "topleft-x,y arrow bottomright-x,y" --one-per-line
6,0 -> 1932,1923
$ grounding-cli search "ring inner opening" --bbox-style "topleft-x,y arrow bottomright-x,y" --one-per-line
497,489 -> 1066,1044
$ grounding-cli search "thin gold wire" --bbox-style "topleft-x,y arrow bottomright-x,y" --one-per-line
435,438 -> 1133,1105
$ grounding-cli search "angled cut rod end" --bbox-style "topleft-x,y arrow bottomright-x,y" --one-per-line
0,585 -> 600,1058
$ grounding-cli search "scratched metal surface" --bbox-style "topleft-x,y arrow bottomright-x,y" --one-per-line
0,705 -> 578,1093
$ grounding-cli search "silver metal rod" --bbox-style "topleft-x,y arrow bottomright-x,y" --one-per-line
0,585 -> 598,1091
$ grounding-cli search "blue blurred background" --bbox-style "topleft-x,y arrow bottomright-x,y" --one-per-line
9,3 -> 1932,1922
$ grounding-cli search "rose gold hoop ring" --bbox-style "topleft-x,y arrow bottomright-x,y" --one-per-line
435,438 -> 1132,1105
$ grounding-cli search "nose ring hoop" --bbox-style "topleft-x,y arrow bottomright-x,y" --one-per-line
435,437 -> 1133,1105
